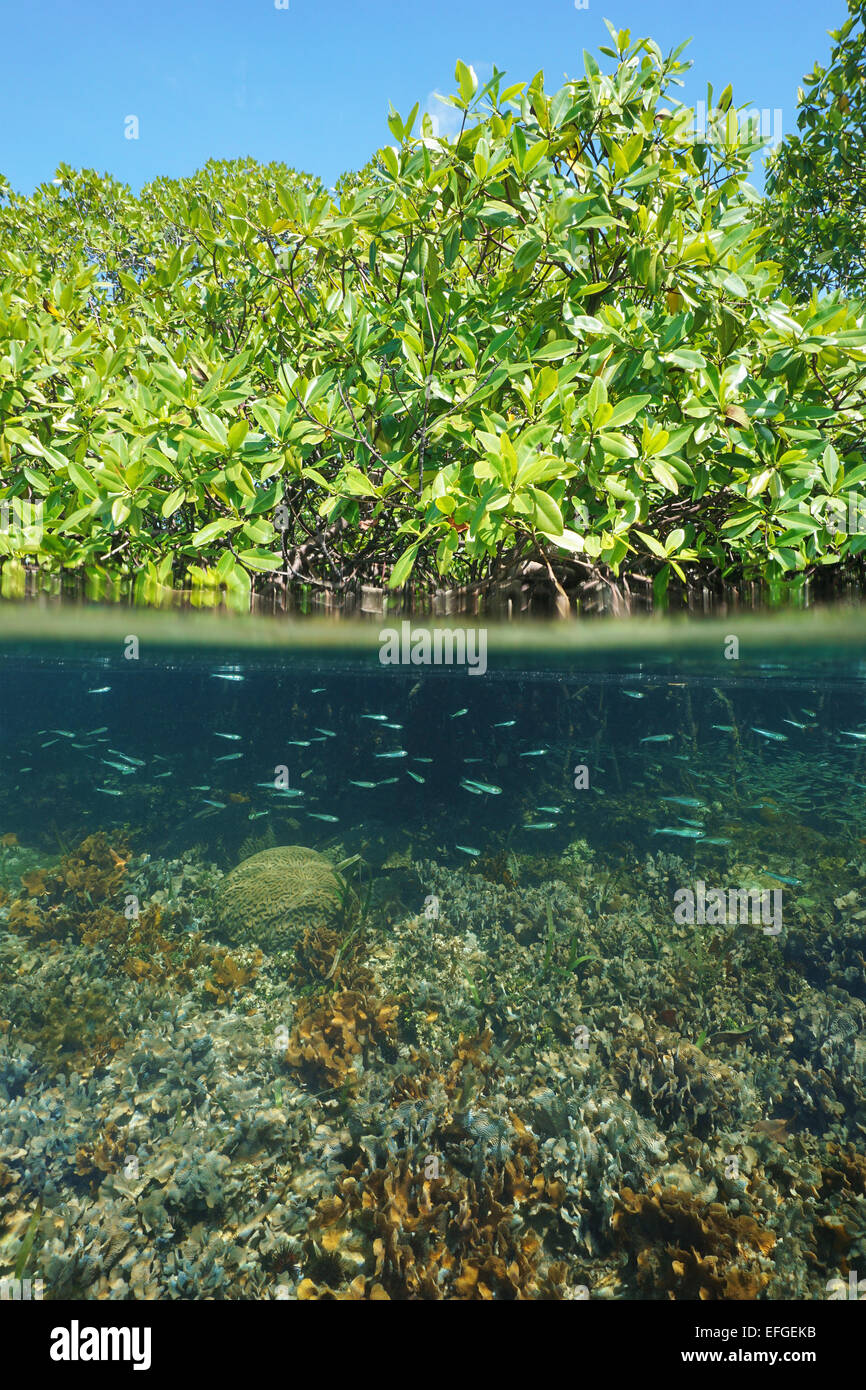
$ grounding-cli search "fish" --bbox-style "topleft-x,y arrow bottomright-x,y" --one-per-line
212,672 -> 244,681
102,760 -> 136,774
383,723 -> 403,730
455,844 -> 480,856
248,810 -> 269,819
95,787 -> 123,796
652,826 -> 704,838
375,750 -> 408,759
751,727 -> 788,741
201,799 -> 226,808
361,714 -> 389,722
640,734 -> 674,743
86,727 -> 108,735
712,724 -> 735,732
699,836 -> 731,846
214,753 -> 244,762
661,796 -> 706,808
109,750 -> 145,765
406,770 -> 425,784
315,728 -> 336,737
463,757 -> 483,764
52,730 -> 75,737
460,782 -> 484,795
40,739 -> 59,747
493,720 -> 516,727
536,806 -> 561,813
462,779 -> 502,795
287,740 -> 311,747
214,732 -> 242,741
451,708 -> 468,719
623,691 -> 645,699
311,687 -> 325,693
191,785 -> 211,791
308,812 -> 339,822
840,730 -> 866,741
801,709 -> 816,717
412,757 -> 433,764
678,818 -> 705,828
524,821 -> 556,830
377,777 -> 399,785
88,686 -> 111,694
349,780 -> 378,788
519,749 -> 549,757
763,871 -> 801,886
782,719 -> 809,730
154,771 -> 173,778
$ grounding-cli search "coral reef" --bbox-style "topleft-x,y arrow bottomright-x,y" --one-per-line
216,846 -> 351,951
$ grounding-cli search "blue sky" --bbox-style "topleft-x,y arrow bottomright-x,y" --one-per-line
0,0 -> 841,194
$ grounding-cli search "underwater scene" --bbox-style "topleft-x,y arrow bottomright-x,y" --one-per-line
1,632 -> 865,1302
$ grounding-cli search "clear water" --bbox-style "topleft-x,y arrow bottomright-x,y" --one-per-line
1,623 -> 865,1301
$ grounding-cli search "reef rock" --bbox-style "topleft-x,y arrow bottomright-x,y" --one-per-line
216,846 -> 349,951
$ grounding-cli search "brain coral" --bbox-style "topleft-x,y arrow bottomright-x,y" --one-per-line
216,846 -> 349,950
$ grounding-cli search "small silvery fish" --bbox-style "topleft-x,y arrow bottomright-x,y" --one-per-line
214,732 -> 242,741
678,818 -> 704,828
154,771 -> 173,778
699,836 -> 731,846
212,672 -> 244,681
308,812 -> 339,822
96,787 -> 123,796
783,720 -> 808,730
763,870 -> 801,886
712,725 -> 735,732
451,709 -> 468,719
520,749 -> 549,757
640,734 -> 673,743
751,727 -> 788,741
383,723 -> 403,730
202,799 -> 226,808
315,728 -> 336,737
311,687 -> 325,693
463,779 -> 502,795
652,826 -> 704,838
455,844 -> 480,856
407,770 -> 425,783
661,796 -> 705,808
214,753 -> 244,762
86,727 -> 108,735
536,806 -> 561,813
375,750 -> 408,759
248,810 -> 269,819
524,821 -> 556,830
460,781 -> 484,795
361,714 -> 389,722
623,691 -> 644,699
102,760 -> 136,774
840,730 -> 866,741
53,731 -> 75,738
287,740 -> 311,747
349,780 -> 378,788
109,750 -> 145,765
413,757 -> 433,764
493,720 -> 516,727
377,777 -> 399,785
88,687 -> 111,694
